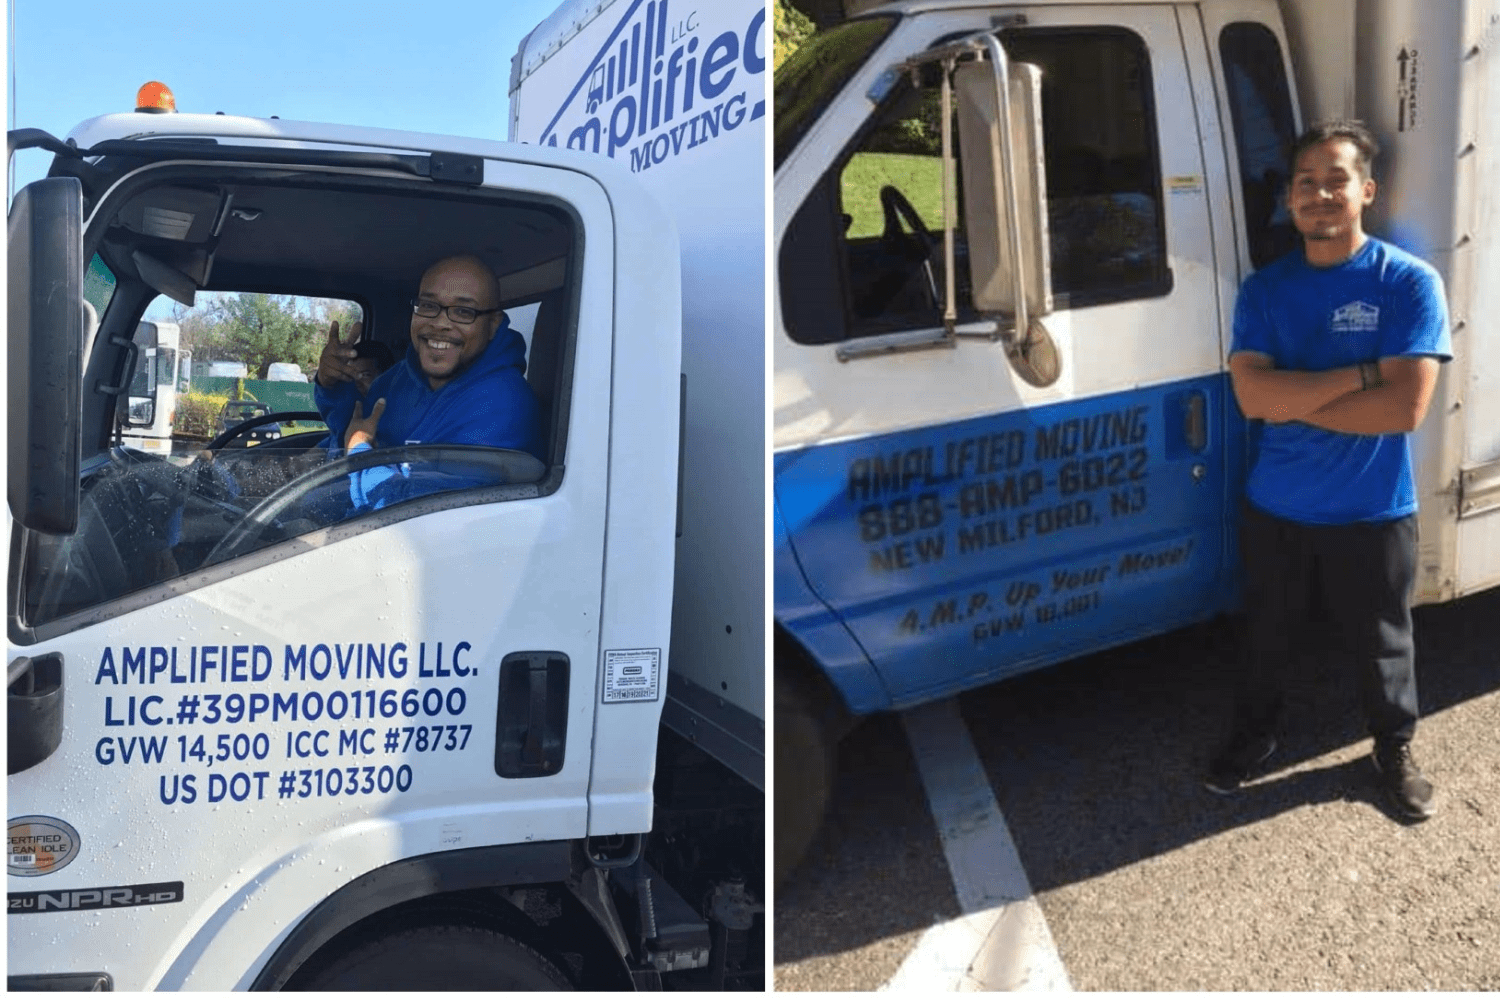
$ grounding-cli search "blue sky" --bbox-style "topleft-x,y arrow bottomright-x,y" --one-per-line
7,0 -> 566,194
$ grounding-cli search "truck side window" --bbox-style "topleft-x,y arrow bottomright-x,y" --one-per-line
781,27 -> 1169,346
1003,28 -> 1169,308
775,15 -> 901,169
20,179 -> 575,632
782,68 -> 977,344
1219,22 -> 1299,269
840,69 -> 968,332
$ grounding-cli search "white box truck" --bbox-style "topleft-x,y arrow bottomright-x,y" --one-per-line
6,0 -> 765,989
116,321 -> 186,456
773,0 -> 1500,879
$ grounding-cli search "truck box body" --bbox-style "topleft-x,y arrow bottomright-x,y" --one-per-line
772,0 -> 1500,874
511,0 -> 768,786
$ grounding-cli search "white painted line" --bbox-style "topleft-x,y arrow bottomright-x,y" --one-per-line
882,699 -> 1072,992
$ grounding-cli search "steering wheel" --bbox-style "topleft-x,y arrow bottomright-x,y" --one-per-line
206,410 -> 325,452
880,185 -> 936,257
54,449 -> 199,607
878,185 -> 940,309
201,445 -> 546,567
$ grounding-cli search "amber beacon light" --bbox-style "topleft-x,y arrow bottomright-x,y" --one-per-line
135,81 -> 178,113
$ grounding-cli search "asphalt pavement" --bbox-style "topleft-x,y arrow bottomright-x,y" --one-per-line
774,585 -> 1500,991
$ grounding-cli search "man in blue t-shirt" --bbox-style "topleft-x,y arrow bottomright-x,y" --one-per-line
1207,121 -> 1452,820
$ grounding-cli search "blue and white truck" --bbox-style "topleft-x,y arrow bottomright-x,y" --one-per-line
7,0 -> 765,989
773,0 -> 1500,879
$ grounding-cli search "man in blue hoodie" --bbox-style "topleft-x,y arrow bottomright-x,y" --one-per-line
314,254 -> 541,511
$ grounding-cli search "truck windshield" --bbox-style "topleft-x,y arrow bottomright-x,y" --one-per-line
775,15 -> 899,169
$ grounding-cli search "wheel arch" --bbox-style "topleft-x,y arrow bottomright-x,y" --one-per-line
773,496 -> 891,715
249,841 -> 576,990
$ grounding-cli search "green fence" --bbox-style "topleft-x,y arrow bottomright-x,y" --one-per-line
189,377 -> 319,415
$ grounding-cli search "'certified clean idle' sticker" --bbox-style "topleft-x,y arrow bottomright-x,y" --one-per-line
8,816 -> 81,877
602,648 -> 661,703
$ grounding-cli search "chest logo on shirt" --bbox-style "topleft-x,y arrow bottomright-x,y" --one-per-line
1330,300 -> 1380,334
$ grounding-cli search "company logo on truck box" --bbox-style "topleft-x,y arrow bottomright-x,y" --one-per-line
536,0 -> 765,172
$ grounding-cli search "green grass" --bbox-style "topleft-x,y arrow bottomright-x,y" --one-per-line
840,152 -> 949,239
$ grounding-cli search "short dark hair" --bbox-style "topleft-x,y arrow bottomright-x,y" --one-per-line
1288,120 -> 1380,179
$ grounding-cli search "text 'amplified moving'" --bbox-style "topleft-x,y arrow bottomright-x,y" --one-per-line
538,0 -> 765,169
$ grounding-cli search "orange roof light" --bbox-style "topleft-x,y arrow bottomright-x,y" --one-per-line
136,81 -> 177,114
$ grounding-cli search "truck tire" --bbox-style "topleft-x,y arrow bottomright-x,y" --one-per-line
774,675 -> 836,884
289,924 -> 572,991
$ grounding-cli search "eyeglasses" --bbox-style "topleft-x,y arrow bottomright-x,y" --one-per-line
411,299 -> 501,325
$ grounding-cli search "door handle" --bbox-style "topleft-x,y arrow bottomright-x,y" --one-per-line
495,652 -> 569,779
9,653 -> 64,774
1184,391 -> 1207,452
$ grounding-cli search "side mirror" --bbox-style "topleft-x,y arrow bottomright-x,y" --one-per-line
955,58 -> 1052,319
124,352 -> 159,427
125,397 -> 157,427
7,177 -> 83,535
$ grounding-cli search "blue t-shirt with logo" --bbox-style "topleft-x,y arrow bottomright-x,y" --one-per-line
1230,237 -> 1451,524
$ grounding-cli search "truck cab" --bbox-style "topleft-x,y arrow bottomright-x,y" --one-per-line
8,109 -> 689,989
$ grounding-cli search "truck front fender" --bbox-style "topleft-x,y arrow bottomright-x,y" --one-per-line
774,492 -> 889,715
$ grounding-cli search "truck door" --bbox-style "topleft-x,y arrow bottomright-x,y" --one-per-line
775,5 -> 1234,707
7,142 -> 621,988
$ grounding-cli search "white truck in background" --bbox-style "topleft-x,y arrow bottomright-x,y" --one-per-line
7,0 -> 764,990
266,362 -> 308,382
116,321 -> 185,456
773,0 -> 1500,880
201,360 -> 249,379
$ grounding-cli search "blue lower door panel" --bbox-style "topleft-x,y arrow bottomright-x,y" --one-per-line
775,375 -> 1232,710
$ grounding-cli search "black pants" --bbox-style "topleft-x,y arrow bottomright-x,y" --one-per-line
1235,503 -> 1419,744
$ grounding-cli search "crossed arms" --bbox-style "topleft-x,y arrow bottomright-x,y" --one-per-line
1228,352 -> 1441,435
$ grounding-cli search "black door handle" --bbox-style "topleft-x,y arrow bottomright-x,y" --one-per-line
495,652 -> 569,779
1185,391 -> 1207,452
9,653 -> 64,774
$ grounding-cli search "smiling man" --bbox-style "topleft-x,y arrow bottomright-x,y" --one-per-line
1206,121 -> 1452,820
314,255 -> 541,508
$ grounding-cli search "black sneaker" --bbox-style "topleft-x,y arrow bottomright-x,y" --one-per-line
1205,731 -> 1278,794
1372,741 -> 1436,819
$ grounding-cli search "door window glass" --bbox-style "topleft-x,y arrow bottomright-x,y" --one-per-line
1005,28 -> 1169,307
839,69 -> 965,333
1219,22 -> 1299,269
775,14 -> 900,168
781,27 -> 1169,345
19,176 -> 579,634
22,288 -> 552,628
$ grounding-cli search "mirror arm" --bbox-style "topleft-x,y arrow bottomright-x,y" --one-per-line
891,31 -> 1053,358
940,57 -> 958,339
978,33 -> 1031,352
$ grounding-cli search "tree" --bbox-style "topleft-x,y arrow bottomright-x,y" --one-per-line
183,293 -> 330,379
774,0 -> 816,69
